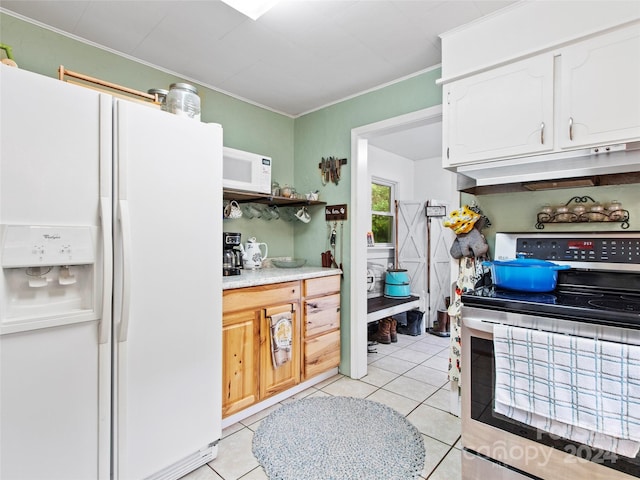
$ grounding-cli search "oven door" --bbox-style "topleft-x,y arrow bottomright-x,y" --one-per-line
461,311 -> 639,480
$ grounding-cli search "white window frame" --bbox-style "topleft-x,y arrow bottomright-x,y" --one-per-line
370,177 -> 396,248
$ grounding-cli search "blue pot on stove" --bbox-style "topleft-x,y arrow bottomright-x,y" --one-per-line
384,269 -> 411,298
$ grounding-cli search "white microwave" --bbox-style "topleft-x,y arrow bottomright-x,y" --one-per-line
222,147 -> 272,194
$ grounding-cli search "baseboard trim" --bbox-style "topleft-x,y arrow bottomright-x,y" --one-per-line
221,368 -> 339,429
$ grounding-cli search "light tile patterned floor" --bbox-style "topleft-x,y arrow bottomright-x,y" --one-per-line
181,331 -> 461,480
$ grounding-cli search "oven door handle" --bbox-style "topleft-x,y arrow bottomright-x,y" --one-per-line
462,316 -> 495,334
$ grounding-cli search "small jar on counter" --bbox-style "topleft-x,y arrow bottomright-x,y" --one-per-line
166,83 -> 201,120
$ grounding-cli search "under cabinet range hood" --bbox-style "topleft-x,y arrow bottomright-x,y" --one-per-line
454,142 -> 640,193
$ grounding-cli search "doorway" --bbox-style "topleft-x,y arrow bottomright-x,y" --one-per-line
349,105 -> 457,379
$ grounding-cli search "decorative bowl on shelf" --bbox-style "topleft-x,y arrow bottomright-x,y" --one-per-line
272,258 -> 307,268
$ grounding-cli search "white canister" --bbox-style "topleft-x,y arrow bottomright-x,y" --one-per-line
166,83 -> 201,120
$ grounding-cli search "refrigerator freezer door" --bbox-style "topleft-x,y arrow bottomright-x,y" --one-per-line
0,65 -> 111,479
112,101 -> 222,479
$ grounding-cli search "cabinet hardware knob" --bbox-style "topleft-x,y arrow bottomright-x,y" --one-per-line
308,302 -> 318,309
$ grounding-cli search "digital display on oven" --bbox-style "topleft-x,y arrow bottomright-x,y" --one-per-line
568,240 -> 594,250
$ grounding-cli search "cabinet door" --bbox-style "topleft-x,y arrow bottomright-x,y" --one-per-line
222,310 -> 259,417
260,304 -> 300,399
444,54 -> 554,166
559,23 -> 640,149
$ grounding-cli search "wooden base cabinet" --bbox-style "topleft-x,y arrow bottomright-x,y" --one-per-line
222,277 -> 341,417
222,281 -> 302,418
303,276 -> 341,380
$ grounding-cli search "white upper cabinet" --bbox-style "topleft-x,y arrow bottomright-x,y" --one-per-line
442,22 -> 640,168
443,55 -> 554,166
559,23 -> 640,149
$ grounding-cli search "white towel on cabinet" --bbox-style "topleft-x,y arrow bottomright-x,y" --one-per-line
493,324 -> 640,457
269,311 -> 293,369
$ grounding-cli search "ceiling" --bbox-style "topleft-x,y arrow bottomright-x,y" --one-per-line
2,0 -> 515,161
368,120 -> 442,161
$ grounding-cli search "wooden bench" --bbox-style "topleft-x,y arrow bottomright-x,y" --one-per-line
366,295 -> 420,323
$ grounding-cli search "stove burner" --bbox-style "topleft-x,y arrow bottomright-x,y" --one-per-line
587,298 -> 640,313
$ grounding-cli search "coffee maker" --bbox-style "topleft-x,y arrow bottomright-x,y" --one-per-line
223,232 -> 243,276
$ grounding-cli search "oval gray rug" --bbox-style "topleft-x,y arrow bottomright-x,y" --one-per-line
252,396 -> 425,480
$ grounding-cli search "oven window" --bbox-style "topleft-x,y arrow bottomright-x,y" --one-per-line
470,336 -> 640,477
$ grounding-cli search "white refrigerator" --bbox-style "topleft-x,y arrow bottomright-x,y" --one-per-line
0,65 -> 222,480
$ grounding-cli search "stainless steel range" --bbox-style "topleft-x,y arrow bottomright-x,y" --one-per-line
460,232 -> 640,480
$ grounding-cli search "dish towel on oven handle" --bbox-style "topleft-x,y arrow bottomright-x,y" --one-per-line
269,311 -> 293,369
493,324 -> 640,457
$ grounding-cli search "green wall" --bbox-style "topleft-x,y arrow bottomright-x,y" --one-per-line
293,70 -> 443,374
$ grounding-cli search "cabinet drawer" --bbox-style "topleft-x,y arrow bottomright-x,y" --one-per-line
304,293 -> 340,337
304,329 -> 340,380
223,281 -> 300,313
304,275 -> 340,297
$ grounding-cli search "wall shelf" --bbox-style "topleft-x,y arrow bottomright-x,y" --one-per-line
223,189 -> 326,207
535,196 -> 630,229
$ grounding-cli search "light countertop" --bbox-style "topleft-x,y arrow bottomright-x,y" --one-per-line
222,266 -> 342,290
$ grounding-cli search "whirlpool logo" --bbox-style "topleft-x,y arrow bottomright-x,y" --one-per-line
43,234 -> 61,240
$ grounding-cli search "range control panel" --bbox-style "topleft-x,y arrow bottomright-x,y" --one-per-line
495,233 -> 640,271
516,237 -> 640,264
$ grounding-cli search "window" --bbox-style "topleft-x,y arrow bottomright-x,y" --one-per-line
371,179 -> 395,245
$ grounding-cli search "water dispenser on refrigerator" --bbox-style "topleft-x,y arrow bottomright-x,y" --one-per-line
0,225 -> 98,334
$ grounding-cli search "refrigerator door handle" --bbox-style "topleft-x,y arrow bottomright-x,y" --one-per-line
99,196 -> 113,344
118,199 -> 132,343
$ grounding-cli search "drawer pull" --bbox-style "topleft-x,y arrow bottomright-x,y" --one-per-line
308,302 -> 319,309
